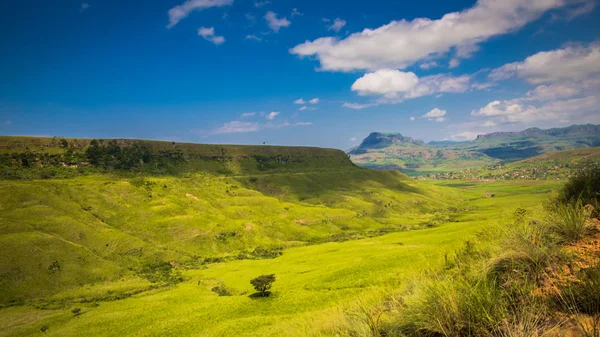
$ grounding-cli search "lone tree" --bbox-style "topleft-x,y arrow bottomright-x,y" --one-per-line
250,274 -> 276,297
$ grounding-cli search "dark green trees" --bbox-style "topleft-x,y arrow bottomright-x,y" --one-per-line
250,274 -> 276,297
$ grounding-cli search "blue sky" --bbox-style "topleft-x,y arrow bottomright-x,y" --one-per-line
1,0 -> 599,149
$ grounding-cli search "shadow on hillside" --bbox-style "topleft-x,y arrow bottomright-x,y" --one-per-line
235,167 -> 422,204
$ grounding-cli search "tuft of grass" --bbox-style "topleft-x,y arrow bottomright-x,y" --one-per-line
558,167 -> 600,207
548,201 -> 592,243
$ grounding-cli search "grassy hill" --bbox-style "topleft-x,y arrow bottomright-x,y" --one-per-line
424,146 -> 600,180
0,136 -> 461,306
349,124 -> 600,175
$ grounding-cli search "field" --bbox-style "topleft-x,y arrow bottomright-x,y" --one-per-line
0,179 -> 560,336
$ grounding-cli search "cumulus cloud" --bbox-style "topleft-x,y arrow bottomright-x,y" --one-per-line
327,18 -> 346,32
477,42 -> 600,128
423,108 -> 447,118
290,0 -> 583,72
298,106 -> 308,111
198,27 -> 225,45
350,69 -> 471,102
309,98 -> 320,104
422,108 -> 447,122
265,11 -> 291,32
167,0 -> 233,29
410,116 -> 416,121
266,111 -> 280,120
490,43 -> 600,84
472,96 -> 599,125
294,98 -> 306,104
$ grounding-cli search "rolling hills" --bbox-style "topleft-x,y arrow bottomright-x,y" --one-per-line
0,136 -> 461,306
348,124 -> 600,175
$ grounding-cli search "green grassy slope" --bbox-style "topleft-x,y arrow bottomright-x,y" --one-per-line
425,146 -> 600,180
0,137 -> 461,306
0,180 -> 559,337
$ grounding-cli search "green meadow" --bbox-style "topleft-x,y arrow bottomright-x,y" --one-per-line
3,137 -> 598,337
0,177 -> 559,336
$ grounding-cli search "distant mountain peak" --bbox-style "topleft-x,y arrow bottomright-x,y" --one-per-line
352,132 -> 425,152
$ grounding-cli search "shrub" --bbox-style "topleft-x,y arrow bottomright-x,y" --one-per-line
40,325 -> 49,333
211,283 -> 233,296
549,201 -> 591,243
250,274 -> 275,297
71,307 -> 81,316
558,167 -> 600,207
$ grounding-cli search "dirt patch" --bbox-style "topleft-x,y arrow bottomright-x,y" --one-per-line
537,218 -> 600,297
185,193 -> 199,201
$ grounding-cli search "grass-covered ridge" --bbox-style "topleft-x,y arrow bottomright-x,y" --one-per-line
0,136 -> 355,178
0,136 -> 462,307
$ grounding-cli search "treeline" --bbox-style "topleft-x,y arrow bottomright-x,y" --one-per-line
0,139 -> 187,179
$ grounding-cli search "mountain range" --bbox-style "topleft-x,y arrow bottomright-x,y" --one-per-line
348,124 -> 600,175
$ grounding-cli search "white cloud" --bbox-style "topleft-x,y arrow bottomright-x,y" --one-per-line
290,0 -> 581,72
449,58 -> 460,68
451,131 -> 481,141
472,95 -> 600,125
213,121 -> 260,134
342,102 -> 377,110
423,108 -> 447,118
245,34 -> 262,41
167,0 -> 233,29
422,108 -> 447,122
291,8 -> 303,17
350,69 -> 471,102
265,11 -> 290,32
266,111 -> 280,120
350,137 -> 357,142
81,3 -> 90,11
410,116 -> 415,121
198,27 -> 225,45
327,18 -> 346,32
241,112 -> 256,118
419,61 -> 438,70
254,1 -> 270,8
309,98 -> 320,104
490,43 -> 600,84
212,119 -> 311,135
294,98 -> 306,104
298,106 -> 307,111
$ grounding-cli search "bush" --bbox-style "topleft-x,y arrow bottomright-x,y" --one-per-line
250,274 -> 275,297
548,201 -> 591,243
71,307 -> 81,316
559,167 -> 600,207
211,283 -> 233,296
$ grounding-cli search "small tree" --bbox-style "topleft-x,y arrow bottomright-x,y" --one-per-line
250,274 -> 276,297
